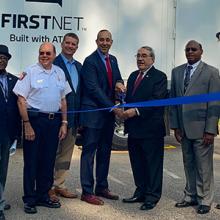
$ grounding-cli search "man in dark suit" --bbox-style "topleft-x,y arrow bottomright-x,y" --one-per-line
49,33 -> 82,201
170,40 -> 220,214
80,29 -> 125,205
0,45 -> 21,220
122,46 -> 167,211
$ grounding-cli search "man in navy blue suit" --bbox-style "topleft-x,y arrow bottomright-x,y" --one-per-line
80,29 -> 125,205
122,46 -> 167,211
0,45 -> 21,220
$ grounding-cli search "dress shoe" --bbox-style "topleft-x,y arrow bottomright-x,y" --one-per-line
175,200 -> 198,208
216,204 -> 220,209
4,204 -> 11,210
0,211 -> 5,220
95,189 -> 119,200
197,205 -> 210,214
140,202 -> 156,211
122,196 -> 145,203
24,203 -> 37,214
37,199 -> 61,208
48,189 -> 60,202
81,194 -> 104,205
54,187 -> 78,199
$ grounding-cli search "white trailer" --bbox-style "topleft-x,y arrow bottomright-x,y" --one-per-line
1,0 -> 220,148
1,0 -> 176,79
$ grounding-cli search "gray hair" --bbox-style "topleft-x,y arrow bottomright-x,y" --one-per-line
141,46 -> 155,60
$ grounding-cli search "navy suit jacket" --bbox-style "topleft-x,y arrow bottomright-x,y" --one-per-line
0,73 -> 21,143
124,66 -> 168,138
80,50 -> 123,128
53,54 -> 82,129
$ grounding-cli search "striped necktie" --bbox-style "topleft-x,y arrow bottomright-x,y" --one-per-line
0,75 -> 8,102
132,71 -> 144,95
184,65 -> 193,93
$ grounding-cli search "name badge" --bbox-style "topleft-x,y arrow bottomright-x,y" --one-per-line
37,79 -> 44,83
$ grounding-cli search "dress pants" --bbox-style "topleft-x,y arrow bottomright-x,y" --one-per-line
80,119 -> 114,195
22,115 -> 61,205
54,128 -> 76,189
128,136 -> 164,203
181,137 -> 214,206
0,137 -> 10,211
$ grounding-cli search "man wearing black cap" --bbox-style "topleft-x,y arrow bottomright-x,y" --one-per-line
0,45 -> 21,220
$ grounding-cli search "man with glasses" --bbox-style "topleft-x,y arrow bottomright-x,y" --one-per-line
0,45 -> 21,220
170,40 -> 220,214
13,42 -> 71,214
122,46 -> 167,211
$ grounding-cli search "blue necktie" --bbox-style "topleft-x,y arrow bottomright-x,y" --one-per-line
0,75 -> 8,102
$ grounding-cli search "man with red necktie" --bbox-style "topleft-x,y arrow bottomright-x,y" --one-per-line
80,29 -> 125,205
122,46 -> 167,211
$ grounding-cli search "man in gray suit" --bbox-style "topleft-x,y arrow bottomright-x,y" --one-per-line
170,40 -> 220,214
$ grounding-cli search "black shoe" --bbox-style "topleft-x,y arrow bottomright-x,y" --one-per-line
216,204 -> 220,209
197,205 -> 210,214
37,199 -> 61,208
175,200 -> 198,208
0,211 -> 5,220
122,196 -> 145,203
24,203 -> 37,214
140,202 -> 156,210
4,204 -> 11,210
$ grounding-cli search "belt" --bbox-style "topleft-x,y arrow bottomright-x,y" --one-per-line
38,112 -> 60,120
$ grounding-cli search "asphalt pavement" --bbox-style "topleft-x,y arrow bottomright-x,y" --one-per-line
3,132 -> 220,220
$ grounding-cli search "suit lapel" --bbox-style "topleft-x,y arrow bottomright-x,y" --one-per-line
95,51 -> 109,83
74,62 -> 81,93
109,55 -> 116,84
177,65 -> 186,96
7,74 -> 14,99
185,62 -> 204,94
132,67 -> 153,95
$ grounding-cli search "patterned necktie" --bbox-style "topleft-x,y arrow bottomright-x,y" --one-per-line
0,76 -> 8,102
184,65 -> 193,93
132,71 -> 144,95
105,56 -> 113,89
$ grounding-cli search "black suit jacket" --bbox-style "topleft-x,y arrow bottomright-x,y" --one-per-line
53,54 -> 82,129
0,73 -> 21,143
80,50 -> 123,128
124,66 -> 168,138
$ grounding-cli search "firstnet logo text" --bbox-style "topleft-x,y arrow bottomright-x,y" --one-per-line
0,14 -> 83,30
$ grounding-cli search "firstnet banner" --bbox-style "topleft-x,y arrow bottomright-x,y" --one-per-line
0,0 -> 89,74
0,0 -> 175,79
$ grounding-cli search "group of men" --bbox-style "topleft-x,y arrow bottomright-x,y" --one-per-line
0,29 -> 220,220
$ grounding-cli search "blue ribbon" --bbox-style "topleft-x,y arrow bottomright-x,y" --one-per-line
26,92 -> 220,114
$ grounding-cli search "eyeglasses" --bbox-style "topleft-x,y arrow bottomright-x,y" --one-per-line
0,55 -> 8,61
39,51 -> 52,56
185,48 -> 198,52
135,54 -> 151,58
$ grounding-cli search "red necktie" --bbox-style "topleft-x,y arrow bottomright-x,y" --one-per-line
105,56 -> 113,89
132,72 -> 144,95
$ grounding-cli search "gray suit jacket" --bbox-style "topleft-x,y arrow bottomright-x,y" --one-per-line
170,61 -> 220,139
